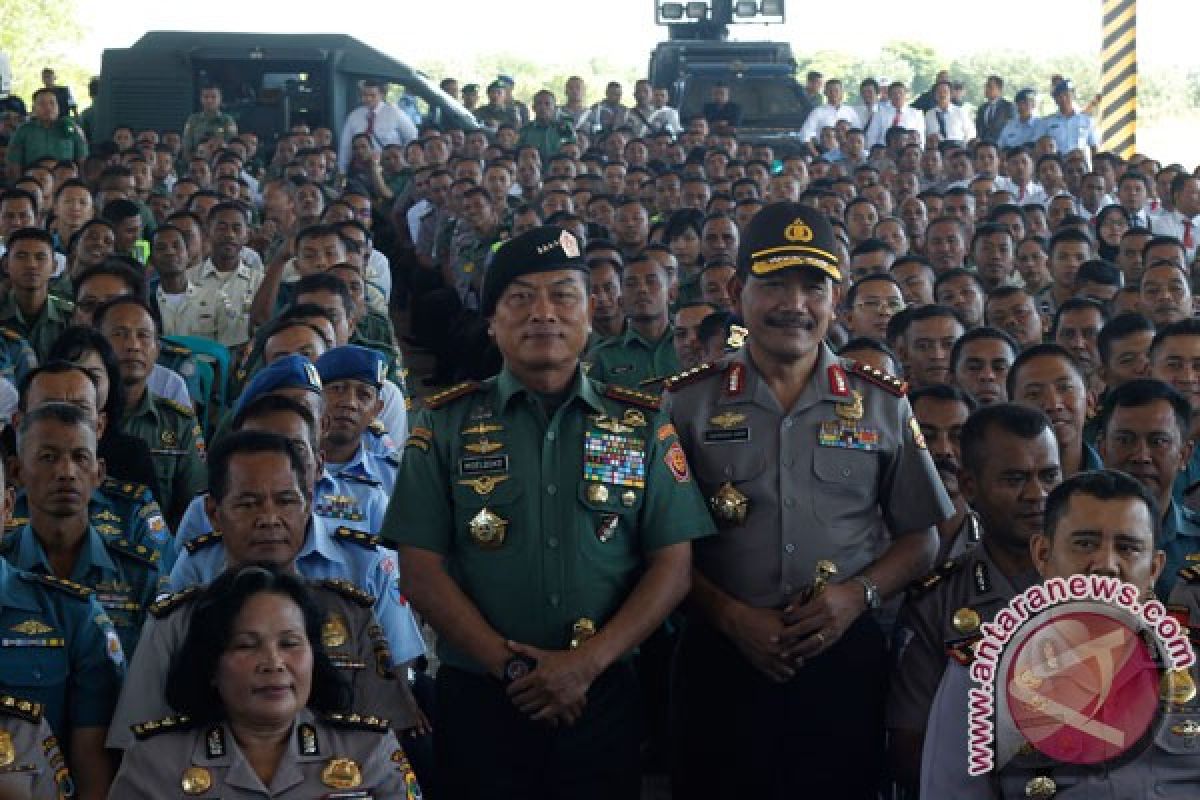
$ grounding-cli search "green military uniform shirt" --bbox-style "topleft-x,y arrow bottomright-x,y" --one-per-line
120,389 -> 207,526
587,325 -> 681,391
0,325 -> 37,385
4,117 -> 87,171
0,294 -> 73,363
384,367 -> 715,674
181,110 -> 238,155
0,558 -> 123,740
517,119 -> 577,163
1,523 -> 162,658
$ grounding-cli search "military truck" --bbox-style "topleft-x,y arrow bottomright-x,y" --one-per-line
648,0 -> 811,152
93,32 -> 478,149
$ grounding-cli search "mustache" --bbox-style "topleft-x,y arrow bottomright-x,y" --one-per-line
763,313 -> 816,330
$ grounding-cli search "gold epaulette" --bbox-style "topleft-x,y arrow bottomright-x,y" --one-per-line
320,711 -> 391,733
423,381 -> 482,410
23,572 -> 92,599
131,715 -> 193,740
1179,566 -> 1200,585
333,527 -> 381,549
318,579 -> 376,608
183,531 -> 223,555
848,360 -> 908,397
602,383 -> 662,410
106,537 -> 160,566
149,586 -> 202,618
906,559 -> 963,598
0,695 -> 43,723
663,362 -> 723,392
159,397 -> 196,417
101,477 -> 152,501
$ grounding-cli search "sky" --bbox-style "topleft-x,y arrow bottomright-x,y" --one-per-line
78,0 -> 1200,72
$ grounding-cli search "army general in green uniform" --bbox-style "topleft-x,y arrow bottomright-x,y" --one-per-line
385,226 -> 715,800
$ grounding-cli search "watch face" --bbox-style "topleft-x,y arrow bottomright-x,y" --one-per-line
504,656 -> 533,682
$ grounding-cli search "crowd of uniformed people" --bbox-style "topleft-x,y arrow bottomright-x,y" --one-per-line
0,61 -> 1197,799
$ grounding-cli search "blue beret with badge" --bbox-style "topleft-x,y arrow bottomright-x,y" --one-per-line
316,345 -> 386,389
737,201 -> 842,282
235,354 -> 322,414
480,225 -> 586,317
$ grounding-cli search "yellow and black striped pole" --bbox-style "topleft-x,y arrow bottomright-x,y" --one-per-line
1100,0 -> 1137,158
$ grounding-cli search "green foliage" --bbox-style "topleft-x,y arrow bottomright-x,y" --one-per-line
0,0 -> 89,104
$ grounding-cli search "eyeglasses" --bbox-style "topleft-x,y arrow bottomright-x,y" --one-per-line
853,298 -> 906,314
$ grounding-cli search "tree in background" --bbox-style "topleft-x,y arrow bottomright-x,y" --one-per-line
1,0 -> 91,108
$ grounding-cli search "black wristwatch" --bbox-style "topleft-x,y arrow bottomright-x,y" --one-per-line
502,654 -> 537,684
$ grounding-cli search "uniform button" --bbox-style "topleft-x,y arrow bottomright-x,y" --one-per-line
784,498 -> 795,508
546,431 -> 556,441
547,537 -> 558,548
783,418 -> 794,428
549,594 -> 561,607
724,465 -> 733,477
841,468 -> 851,477
785,543 -> 795,553
547,484 -> 558,495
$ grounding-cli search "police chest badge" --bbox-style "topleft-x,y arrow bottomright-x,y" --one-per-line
322,757 -> 363,789
709,482 -> 749,526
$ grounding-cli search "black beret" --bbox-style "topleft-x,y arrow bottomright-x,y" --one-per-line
481,226 -> 586,316
737,201 -> 842,282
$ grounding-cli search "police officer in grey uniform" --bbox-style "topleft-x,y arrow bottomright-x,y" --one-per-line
888,403 -> 1061,793
666,202 -> 954,799
922,469 -> 1200,797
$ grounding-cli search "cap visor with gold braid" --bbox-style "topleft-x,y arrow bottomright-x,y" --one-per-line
741,202 -> 843,283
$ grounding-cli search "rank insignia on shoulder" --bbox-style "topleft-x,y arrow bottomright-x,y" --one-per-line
319,579 -> 376,608
131,714 -> 193,740
847,360 -> 908,396
321,712 -> 391,733
183,531 -> 223,554
1179,566 -> 1200,585
149,586 -> 202,618
24,573 -> 92,599
906,559 -> 963,597
0,327 -> 22,342
423,381 -> 482,410
108,537 -> 160,565
663,362 -> 721,392
161,397 -> 196,417
333,527 -> 381,549
603,383 -> 661,410
0,695 -> 44,723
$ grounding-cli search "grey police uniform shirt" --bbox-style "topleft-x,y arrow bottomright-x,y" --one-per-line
888,543 -> 1040,734
106,581 -> 421,750
0,701 -> 72,800
109,707 -> 416,800
665,345 -> 953,608
921,575 -> 1200,798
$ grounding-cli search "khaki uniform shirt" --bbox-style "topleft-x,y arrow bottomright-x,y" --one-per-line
664,345 -> 953,609
183,259 -> 264,347
0,695 -> 74,800
385,367 -> 715,674
110,707 -> 420,799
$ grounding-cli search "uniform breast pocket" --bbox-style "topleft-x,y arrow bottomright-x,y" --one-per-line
451,478 -> 525,561
1152,711 -> 1200,795
812,446 -> 880,499
2,644 -> 69,697
576,483 -> 641,567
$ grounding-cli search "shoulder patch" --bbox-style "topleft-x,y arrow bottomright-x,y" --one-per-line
183,531 -> 223,555
318,578 -> 376,608
320,711 -> 391,733
105,537 -> 160,566
0,694 -> 44,724
602,383 -> 662,410
101,477 -> 153,501
333,527 -> 381,549
1179,566 -> 1200,585
159,397 -> 196,417
149,586 -> 202,618
848,360 -> 908,397
906,559 -> 965,598
131,714 -> 194,740
663,362 -> 723,392
23,572 -> 92,599
423,381 -> 483,410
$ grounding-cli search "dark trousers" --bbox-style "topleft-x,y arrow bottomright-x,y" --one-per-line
435,663 -> 642,800
670,615 -> 887,800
